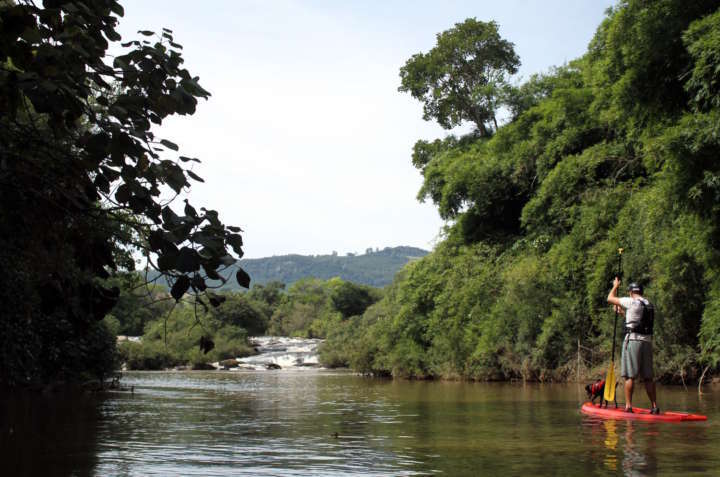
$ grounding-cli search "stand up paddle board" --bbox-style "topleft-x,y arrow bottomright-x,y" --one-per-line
581,402 -> 707,422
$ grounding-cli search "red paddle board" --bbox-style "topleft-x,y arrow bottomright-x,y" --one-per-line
581,402 -> 707,422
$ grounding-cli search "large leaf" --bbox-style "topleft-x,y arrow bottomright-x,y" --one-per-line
227,233 -> 244,256
115,183 -> 130,203
161,206 -> 181,228
202,263 -> 222,281
236,267 -> 251,289
186,170 -> 204,183
199,335 -> 214,354
157,252 -> 177,272
175,247 -> 200,273
170,275 -> 190,301
160,139 -> 179,151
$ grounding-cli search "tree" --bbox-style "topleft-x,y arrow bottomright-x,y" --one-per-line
330,280 -> 379,319
211,293 -> 267,336
104,272 -> 173,336
0,0 -> 249,386
398,18 -> 520,136
246,280 -> 285,320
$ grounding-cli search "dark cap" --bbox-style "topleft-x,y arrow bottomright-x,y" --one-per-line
627,282 -> 643,294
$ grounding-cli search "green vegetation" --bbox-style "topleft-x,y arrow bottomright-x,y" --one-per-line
118,298 -> 258,370
152,246 -> 428,290
113,277 -> 274,369
267,278 -> 382,338
320,2 -> 720,383
0,1 -> 248,388
116,276 -> 381,369
103,272 -> 174,336
399,18 -> 519,135
4,0 -> 719,387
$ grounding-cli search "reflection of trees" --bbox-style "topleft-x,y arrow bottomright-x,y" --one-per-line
0,392 -> 101,477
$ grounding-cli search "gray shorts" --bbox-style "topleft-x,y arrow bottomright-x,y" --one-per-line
621,339 -> 654,380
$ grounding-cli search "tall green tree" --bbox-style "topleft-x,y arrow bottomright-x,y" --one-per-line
398,18 -> 520,136
0,0 -> 249,387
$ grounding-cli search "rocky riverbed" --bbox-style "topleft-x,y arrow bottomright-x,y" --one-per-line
215,336 -> 322,370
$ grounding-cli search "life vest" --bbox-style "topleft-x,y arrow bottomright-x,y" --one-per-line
590,380 -> 605,395
625,298 -> 654,335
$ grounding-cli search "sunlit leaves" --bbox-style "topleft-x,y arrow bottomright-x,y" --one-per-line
399,18 -> 519,135
683,9 -> 720,111
365,0 -> 720,382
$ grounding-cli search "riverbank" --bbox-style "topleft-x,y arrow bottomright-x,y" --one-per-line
118,334 -> 720,386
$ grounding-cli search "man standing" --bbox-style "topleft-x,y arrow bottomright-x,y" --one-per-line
607,278 -> 660,414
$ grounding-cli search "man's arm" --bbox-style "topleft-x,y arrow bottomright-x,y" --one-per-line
607,276 -> 622,307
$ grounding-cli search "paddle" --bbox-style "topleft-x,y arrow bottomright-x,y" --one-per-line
604,248 -> 623,403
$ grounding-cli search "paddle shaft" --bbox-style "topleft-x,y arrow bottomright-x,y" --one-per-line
610,252 -> 623,362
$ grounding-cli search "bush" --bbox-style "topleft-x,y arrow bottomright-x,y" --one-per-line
120,341 -> 178,371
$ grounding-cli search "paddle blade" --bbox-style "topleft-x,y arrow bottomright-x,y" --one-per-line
604,362 -> 616,401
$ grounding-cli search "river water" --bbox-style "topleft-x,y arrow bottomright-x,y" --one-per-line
2,364 -> 719,475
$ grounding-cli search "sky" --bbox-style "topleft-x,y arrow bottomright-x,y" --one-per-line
116,0 -> 615,258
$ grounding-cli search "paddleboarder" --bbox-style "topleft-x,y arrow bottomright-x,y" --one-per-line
607,278 -> 660,414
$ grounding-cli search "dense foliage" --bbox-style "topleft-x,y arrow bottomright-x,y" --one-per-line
399,18 -> 519,136
267,278 -> 381,338
0,1 -> 248,387
321,1 -> 720,383
118,294 -> 261,370
121,277 -> 381,369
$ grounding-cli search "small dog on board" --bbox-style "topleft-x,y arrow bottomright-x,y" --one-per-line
585,379 -> 618,408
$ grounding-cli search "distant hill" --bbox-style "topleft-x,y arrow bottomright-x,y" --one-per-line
228,246 -> 428,289
148,246 -> 429,290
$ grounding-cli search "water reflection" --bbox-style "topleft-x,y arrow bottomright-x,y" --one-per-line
585,409 -> 711,477
0,391 -> 102,477
1,375 -> 718,476
603,419 -> 618,471
621,421 -> 658,476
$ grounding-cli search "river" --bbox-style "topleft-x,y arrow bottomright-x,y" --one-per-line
1,342 -> 719,476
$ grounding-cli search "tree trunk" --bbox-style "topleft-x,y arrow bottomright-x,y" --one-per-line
698,364 -> 711,394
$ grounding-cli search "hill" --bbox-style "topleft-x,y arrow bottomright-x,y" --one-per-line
227,246 -> 428,289
149,246 -> 428,290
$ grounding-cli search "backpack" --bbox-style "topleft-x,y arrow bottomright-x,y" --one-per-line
626,299 -> 654,335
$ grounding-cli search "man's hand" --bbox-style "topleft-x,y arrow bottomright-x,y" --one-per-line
607,276 -> 622,307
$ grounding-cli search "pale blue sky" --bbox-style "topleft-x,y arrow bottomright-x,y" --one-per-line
116,1 -> 615,258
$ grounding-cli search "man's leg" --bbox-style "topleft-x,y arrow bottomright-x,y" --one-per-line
642,341 -> 658,410
622,340 -> 637,410
624,378 -> 634,409
644,380 -> 657,409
